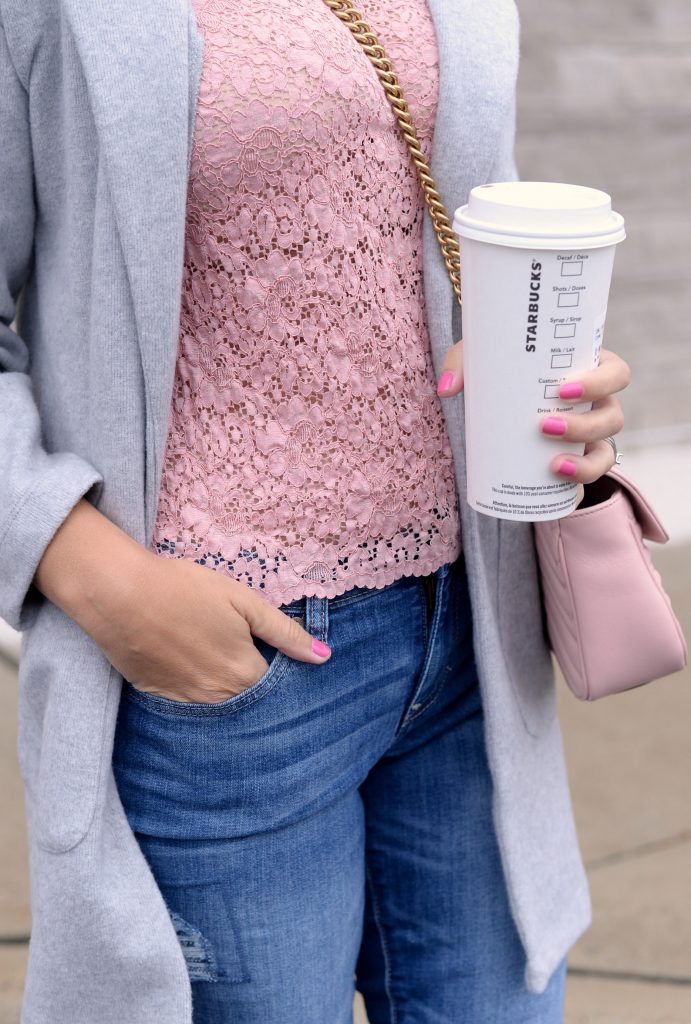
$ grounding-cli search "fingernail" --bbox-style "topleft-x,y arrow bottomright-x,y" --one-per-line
542,416 -> 567,435
312,638 -> 331,658
437,371 -> 455,395
559,382 -> 584,400
556,458 -> 578,476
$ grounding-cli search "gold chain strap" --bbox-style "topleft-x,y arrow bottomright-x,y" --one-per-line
321,0 -> 462,309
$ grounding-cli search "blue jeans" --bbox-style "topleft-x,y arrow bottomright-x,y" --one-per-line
112,551 -> 567,1022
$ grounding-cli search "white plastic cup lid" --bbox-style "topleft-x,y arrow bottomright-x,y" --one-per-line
453,181 -> 626,250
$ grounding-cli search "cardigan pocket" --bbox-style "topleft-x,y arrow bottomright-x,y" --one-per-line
29,610 -> 115,854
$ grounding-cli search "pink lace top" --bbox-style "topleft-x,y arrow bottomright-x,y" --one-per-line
150,0 -> 462,605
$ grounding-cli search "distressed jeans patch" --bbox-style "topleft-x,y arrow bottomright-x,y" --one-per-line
169,909 -> 218,983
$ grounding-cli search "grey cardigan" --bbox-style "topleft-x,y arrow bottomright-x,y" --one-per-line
0,0 -> 591,1019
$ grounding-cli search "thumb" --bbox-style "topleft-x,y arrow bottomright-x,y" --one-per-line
240,592 -> 332,664
436,337 -> 464,397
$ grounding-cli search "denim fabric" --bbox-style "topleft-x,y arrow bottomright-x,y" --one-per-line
111,552 -> 567,1023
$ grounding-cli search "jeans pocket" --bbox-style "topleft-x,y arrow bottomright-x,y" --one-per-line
124,615 -> 305,717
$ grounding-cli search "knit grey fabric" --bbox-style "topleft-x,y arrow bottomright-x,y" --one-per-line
0,1 -> 591,1020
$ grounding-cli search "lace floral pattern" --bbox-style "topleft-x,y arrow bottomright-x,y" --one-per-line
150,0 -> 462,605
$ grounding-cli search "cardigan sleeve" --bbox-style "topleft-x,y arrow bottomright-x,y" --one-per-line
0,14 -> 104,634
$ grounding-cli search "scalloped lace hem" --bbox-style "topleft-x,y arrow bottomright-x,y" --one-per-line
259,543 -> 464,605
152,532 -> 463,608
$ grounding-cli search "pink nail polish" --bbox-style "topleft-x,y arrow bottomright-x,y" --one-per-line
437,371 -> 454,395
556,458 -> 578,476
559,382 -> 584,400
542,416 -> 567,435
312,638 -> 331,658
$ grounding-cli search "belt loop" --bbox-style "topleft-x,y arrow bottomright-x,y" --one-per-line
305,595 -> 329,644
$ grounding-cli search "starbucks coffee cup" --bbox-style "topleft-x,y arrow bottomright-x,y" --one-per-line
452,181 -> 626,522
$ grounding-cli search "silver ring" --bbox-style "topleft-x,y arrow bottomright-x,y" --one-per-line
604,435 -> 623,465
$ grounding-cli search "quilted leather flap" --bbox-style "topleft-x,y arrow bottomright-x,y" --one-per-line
603,466 -> 669,543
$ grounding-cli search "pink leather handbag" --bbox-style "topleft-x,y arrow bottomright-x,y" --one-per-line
533,466 -> 688,700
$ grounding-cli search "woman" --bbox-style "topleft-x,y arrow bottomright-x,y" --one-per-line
0,0 -> 629,1021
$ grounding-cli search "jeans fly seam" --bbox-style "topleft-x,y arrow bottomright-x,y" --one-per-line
410,568 -> 456,721
397,573 -> 450,731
